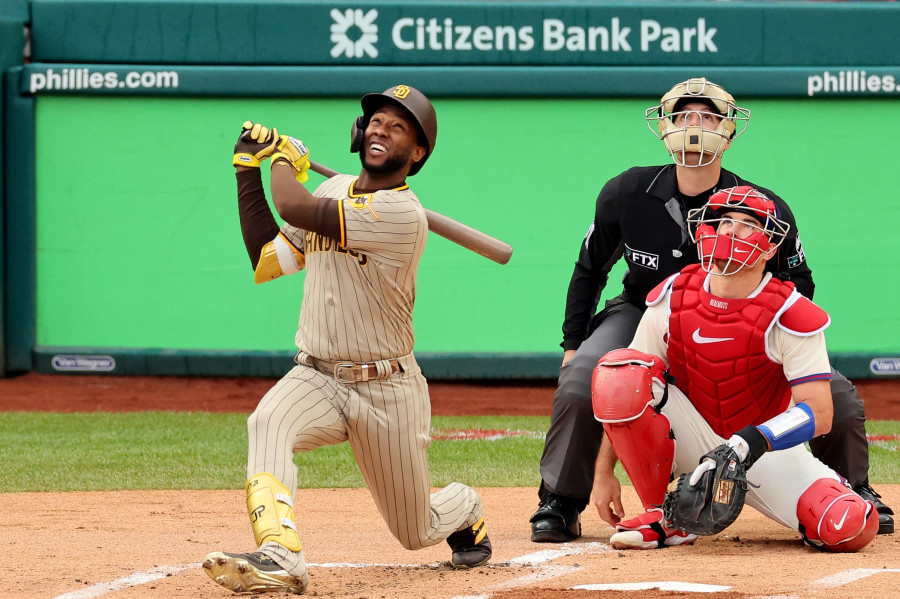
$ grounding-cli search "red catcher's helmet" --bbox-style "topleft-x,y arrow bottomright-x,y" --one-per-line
686,186 -> 791,274
351,84 -> 437,176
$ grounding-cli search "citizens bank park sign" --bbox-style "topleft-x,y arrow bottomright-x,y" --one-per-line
28,2 -> 900,68
22,2 -> 900,97
328,8 -> 722,62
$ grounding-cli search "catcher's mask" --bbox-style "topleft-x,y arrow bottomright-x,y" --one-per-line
350,84 -> 437,176
645,77 -> 750,168
686,186 -> 790,275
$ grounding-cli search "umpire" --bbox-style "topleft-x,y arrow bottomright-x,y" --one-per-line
530,77 -> 893,542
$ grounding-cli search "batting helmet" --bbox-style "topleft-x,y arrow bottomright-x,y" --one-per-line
351,84 -> 437,176
686,186 -> 790,275
645,78 -> 750,168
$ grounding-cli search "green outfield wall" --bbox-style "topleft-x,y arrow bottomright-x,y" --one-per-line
2,0 -> 899,378
18,95 -> 900,378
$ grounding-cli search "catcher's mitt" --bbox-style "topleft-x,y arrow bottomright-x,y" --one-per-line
663,444 -> 755,536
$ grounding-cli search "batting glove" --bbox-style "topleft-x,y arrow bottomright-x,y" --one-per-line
272,135 -> 311,183
233,121 -> 278,168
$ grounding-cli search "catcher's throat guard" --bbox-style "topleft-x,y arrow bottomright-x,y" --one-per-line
592,349 -> 676,510
246,473 -> 302,552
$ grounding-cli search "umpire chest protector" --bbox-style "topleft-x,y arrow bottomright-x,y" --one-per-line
663,265 -> 795,438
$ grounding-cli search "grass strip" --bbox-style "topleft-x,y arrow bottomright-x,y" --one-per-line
0,412 -> 896,492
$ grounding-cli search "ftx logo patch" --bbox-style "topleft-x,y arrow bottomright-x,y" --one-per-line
331,9 -> 379,58
787,235 -> 806,268
625,244 -> 659,269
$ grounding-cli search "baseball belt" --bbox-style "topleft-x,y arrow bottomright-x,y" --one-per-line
306,356 -> 402,383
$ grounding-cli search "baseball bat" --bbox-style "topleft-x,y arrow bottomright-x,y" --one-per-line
307,160 -> 513,265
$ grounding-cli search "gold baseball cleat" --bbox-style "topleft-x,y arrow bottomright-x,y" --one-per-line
202,551 -> 308,594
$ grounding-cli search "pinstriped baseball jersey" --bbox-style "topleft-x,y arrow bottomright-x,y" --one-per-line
279,174 -> 426,363
248,173 -> 484,576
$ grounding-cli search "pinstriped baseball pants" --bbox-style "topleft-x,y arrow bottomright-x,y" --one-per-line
247,363 -> 484,559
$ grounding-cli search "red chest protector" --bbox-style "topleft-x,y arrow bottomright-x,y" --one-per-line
665,264 -> 796,438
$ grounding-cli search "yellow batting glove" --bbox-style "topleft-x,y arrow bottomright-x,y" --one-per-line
272,135 -> 311,183
233,121 -> 278,168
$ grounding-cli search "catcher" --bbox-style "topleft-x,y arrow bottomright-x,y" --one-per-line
590,186 -> 880,553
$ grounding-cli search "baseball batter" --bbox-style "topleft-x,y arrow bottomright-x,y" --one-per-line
531,77 -> 892,543
202,85 -> 492,596
591,186 -> 880,553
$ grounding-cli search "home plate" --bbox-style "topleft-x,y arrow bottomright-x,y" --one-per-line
574,581 -> 732,593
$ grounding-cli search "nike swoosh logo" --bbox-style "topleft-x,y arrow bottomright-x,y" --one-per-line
834,507 -> 851,530
734,248 -> 750,254
692,328 -> 734,344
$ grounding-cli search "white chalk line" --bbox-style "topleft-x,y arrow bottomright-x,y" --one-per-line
52,563 -> 200,599
309,561 -> 439,568
447,542 -> 610,599
506,541 -> 611,566
574,581 -> 732,593
748,570 -> 900,599
810,568 -> 900,587
50,550 -> 900,598
493,565 -> 581,589
50,542 -> 607,599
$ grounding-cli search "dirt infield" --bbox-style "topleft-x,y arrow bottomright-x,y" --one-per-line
6,486 -> 899,599
1,373 -> 899,419
1,373 -> 899,598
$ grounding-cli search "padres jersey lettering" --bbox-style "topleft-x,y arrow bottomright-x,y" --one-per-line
281,174 -> 426,363
304,231 -> 368,264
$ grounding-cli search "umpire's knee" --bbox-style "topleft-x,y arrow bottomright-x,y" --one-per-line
555,358 -> 600,421
828,377 -> 866,435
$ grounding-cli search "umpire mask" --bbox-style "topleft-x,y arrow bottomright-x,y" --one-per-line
645,78 -> 750,168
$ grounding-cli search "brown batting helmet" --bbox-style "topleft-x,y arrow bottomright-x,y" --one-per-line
351,84 -> 437,176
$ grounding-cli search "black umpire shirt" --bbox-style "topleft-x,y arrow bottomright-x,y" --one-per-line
562,164 -> 815,351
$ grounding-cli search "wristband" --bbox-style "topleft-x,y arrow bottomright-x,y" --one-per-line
271,154 -> 310,183
730,425 -> 768,469
757,403 -> 816,452
234,152 -> 262,168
